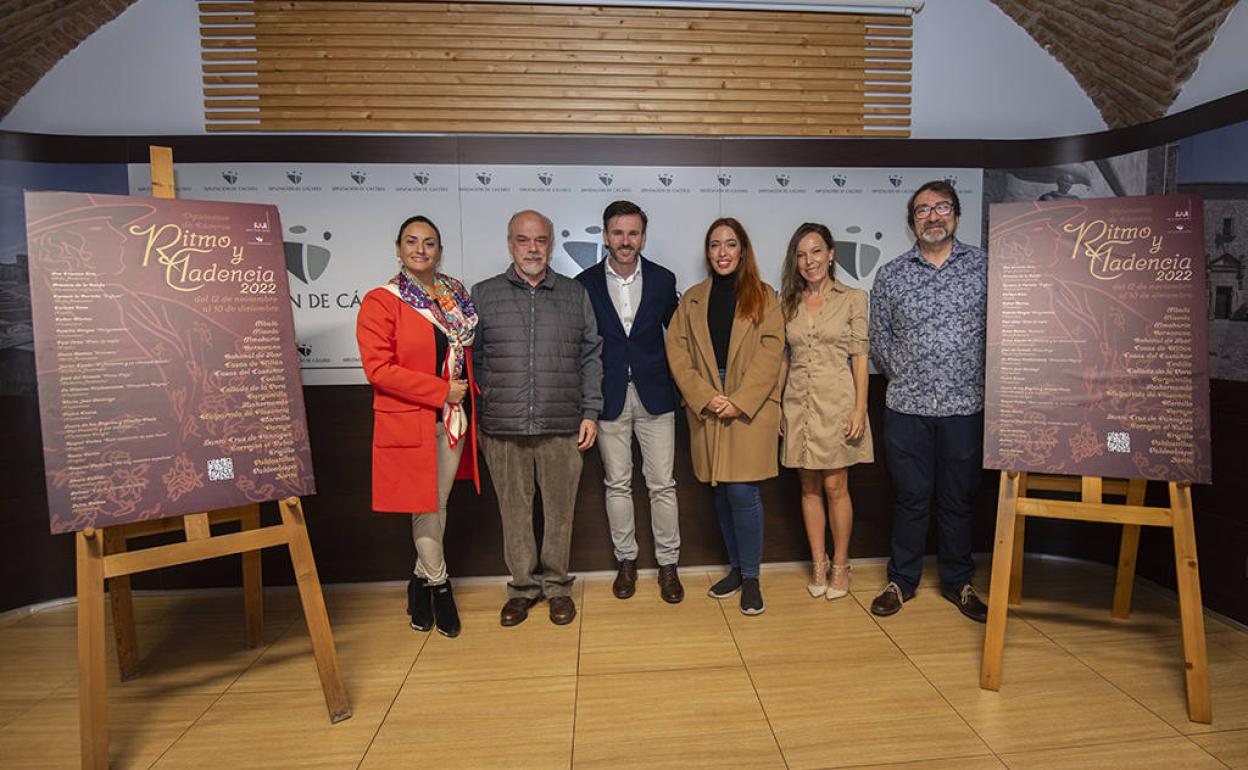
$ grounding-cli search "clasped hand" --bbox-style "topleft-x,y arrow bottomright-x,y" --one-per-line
706,394 -> 742,419
446,379 -> 468,404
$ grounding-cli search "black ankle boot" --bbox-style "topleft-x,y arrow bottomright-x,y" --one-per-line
408,576 -> 433,632
430,579 -> 461,638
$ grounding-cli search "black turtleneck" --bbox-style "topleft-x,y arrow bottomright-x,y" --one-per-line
708,270 -> 737,372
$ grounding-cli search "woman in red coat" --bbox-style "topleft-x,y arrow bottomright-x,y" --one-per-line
356,215 -> 479,637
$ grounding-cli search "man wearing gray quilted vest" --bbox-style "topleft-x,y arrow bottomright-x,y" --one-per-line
472,209 -> 604,627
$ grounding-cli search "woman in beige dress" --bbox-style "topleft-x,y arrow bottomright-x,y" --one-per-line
779,223 -> 873,600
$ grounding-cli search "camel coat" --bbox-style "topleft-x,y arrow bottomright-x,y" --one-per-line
666,278 -> 784,484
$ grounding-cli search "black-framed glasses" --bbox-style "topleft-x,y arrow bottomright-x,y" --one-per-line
913,202 -> 954,218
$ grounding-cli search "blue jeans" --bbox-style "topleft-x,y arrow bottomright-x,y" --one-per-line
714,483 -> 764,578
883,408 -> 983,594
712,367 -> 765,578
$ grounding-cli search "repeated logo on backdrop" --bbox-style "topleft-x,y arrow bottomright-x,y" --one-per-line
128,163 -> 982,385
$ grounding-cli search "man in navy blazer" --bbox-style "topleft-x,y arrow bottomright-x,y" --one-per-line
576,201 -> 684,603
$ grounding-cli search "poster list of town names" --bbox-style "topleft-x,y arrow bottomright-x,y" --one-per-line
984,195 -> 1211,483
25,192 -> 315,533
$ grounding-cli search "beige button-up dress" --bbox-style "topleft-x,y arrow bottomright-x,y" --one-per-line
781,280 -> 874,470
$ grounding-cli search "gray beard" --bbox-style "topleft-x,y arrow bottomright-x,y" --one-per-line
519,263 -> 548,280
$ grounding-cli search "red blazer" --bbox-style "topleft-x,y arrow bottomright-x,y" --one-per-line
356,286 -> 479,513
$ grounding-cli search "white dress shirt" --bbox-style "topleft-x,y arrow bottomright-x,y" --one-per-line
605,257 -> 643,336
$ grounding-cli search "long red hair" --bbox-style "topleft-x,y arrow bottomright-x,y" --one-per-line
704,217 -> 767,325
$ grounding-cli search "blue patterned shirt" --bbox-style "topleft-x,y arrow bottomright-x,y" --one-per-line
869,238 -> 987,416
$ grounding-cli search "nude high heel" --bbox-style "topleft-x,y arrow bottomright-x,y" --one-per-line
807,556 -> 830,598
826,563 -> 852,600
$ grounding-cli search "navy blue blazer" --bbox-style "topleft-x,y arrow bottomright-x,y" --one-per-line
576,255 -> 680,421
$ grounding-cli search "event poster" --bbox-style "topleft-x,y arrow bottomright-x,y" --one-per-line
984,194 -> 1211,483
25,192 -> 315,533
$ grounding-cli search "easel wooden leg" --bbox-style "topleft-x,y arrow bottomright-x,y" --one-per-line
240,504 -> 264,648
1112,525 -> 1141,620
1111,479 -> 1147,620
1170,482 -> 1211,723
981,471 -> 1022,690
279,498 -> 352,722
104,528 -> 140,681
1008,515 -> 1025,606
77,529 -> 109,770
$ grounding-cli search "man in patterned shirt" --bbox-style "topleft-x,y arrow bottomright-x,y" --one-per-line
868,180 -> 989,623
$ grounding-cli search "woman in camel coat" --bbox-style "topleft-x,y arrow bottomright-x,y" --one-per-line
667,217 -> 784,616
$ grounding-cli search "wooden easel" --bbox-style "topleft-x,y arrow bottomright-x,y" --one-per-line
104,504 -> 265,680
76,147 -> 351,770
979,471 -> 1211,724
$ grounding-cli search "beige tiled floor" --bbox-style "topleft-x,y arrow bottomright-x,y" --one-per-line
362,675 -> 577,769
2,556 -> 1247,769
574,666 -> 782,769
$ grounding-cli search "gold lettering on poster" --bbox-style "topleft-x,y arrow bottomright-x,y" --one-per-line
1063,219 -> 1191,281
128,222 -> 274,293
202,319 -> 299,481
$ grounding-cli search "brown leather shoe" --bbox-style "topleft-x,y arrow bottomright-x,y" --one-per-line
869,581 -> 914,617
612,559 -> 638,599
500,596 -> 540,627
941,583 -> 988,623
658,564 -> 685,604
548,596 -> 577,625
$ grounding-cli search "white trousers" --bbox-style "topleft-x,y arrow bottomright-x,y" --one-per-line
597,383 -> 680,565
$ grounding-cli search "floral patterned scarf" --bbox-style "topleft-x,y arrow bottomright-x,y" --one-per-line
391,271 -> 478,446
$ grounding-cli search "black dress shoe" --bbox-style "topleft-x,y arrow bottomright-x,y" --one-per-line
408,576 -> 433,632
942,583 -> 988,623
430,579 -> 461,638
500,596 -> 540,627
548,596 -> 577,625
658,564 -> 684,604
869,581 -> 914,617
612,559 -> 638,599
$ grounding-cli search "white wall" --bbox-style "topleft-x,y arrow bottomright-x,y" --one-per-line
0,0 -> 1241,139
0,0 -> 202,135
1169,2 -> 1248,115
909,0 -> 1105,138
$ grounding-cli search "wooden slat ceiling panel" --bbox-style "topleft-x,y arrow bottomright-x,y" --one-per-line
200,0 -> 911,136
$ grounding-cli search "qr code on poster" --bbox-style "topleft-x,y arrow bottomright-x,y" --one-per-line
208,457 -> 234,481
1106,432 -> 1130,453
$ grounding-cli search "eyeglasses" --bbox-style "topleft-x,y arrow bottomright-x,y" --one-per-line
913,202 -> 954,218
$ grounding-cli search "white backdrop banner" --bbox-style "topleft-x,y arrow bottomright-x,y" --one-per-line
129,163 -> 982,385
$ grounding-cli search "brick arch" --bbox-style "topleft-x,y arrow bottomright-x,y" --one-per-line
0,0 -> 140,120
990,0 -> 1237,128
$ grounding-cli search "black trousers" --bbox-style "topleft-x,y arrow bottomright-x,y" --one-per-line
883,408 -> 984,594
